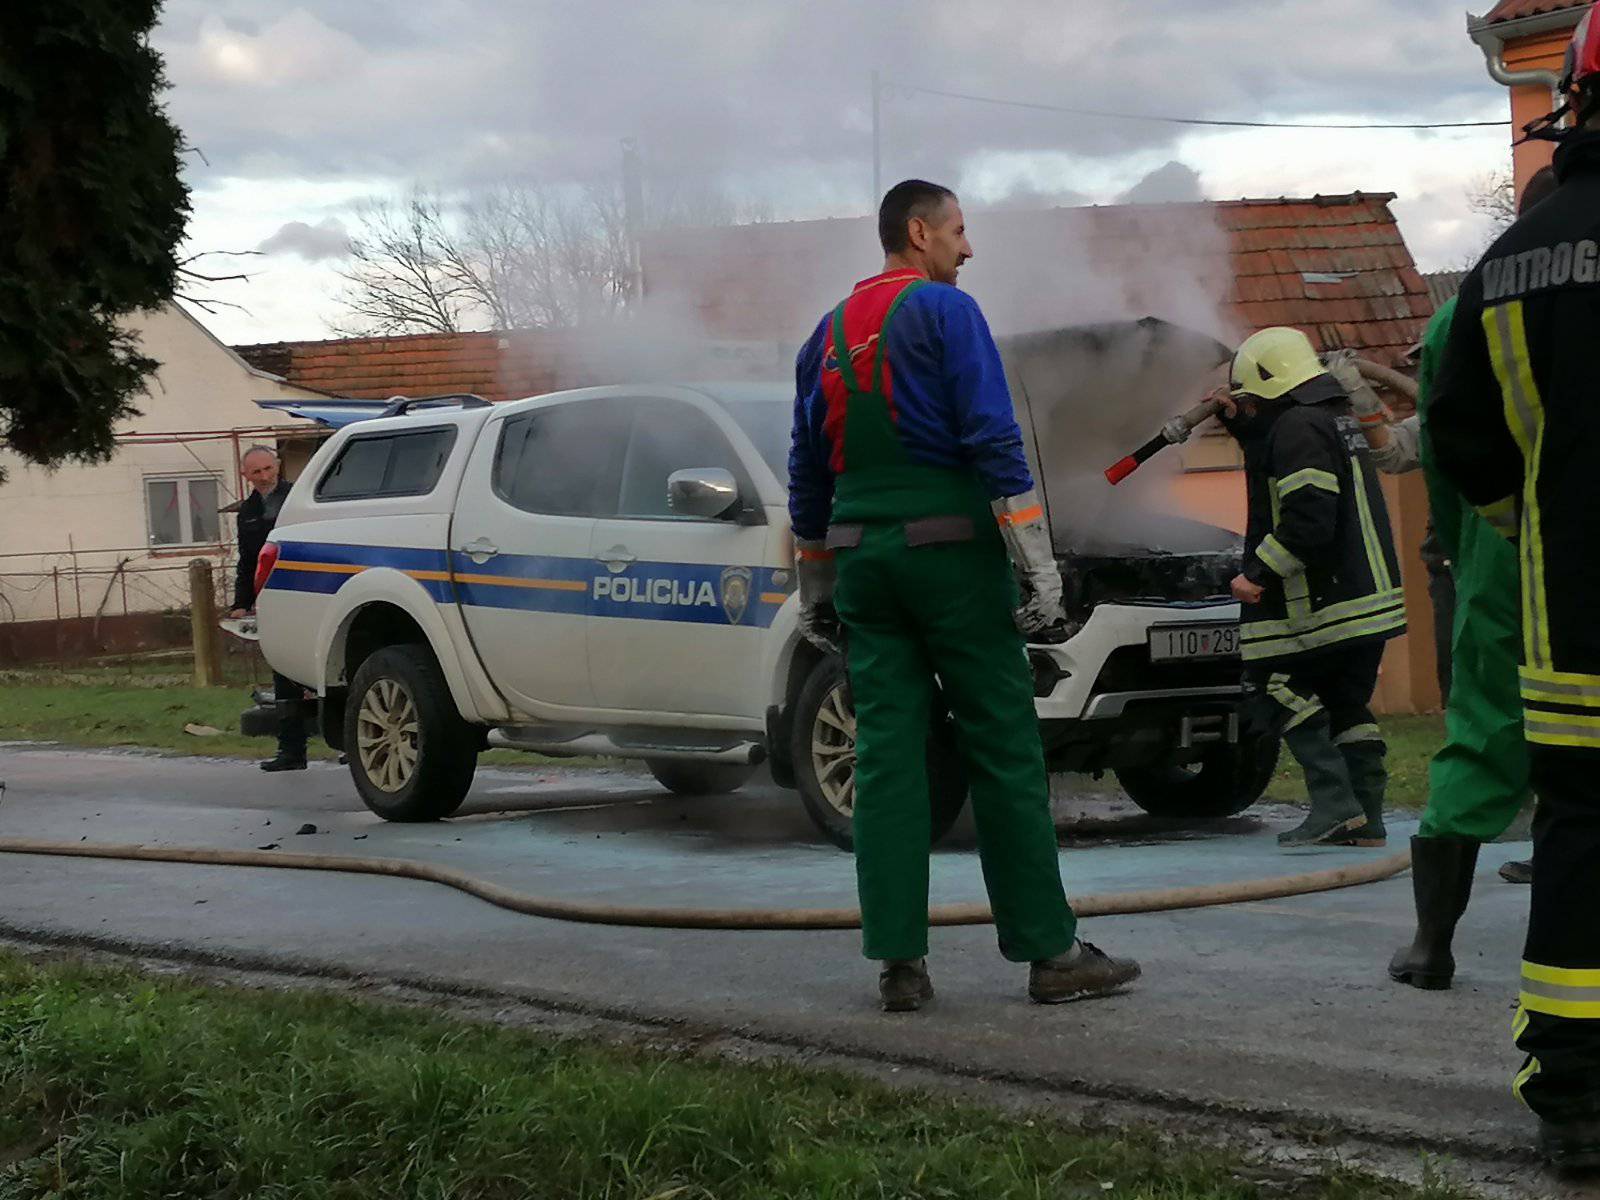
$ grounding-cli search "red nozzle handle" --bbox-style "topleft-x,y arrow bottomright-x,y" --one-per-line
1104,456 -> 1139,485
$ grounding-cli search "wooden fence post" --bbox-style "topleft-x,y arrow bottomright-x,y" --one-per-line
188,559 -> 223,687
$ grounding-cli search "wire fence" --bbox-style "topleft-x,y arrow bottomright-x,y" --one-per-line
0,550 -> 238,665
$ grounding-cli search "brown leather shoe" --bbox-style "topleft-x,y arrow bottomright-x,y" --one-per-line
878,959 -> 934,1012
1029,940 -> 1141,1004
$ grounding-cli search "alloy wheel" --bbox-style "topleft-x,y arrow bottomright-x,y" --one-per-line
811,681 -> 857,817
356,677 -> 420,793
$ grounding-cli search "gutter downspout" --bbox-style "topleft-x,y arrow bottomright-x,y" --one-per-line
1466,8 -> 1577,95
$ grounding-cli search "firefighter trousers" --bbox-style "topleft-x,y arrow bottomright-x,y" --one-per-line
1419,510 -> 1530,842
835,521 -> 1077,964
1514,744 -> 1600,1121
1247,643 -> 1387,744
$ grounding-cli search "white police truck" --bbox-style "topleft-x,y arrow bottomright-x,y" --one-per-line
253,321 -> 1277,848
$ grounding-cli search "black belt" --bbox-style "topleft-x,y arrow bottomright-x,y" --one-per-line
825,515 -> 976,550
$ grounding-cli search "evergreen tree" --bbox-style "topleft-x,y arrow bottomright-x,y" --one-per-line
0,1 -> 189,477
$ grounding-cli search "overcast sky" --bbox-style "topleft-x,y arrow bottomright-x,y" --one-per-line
152,0 -> 1524,346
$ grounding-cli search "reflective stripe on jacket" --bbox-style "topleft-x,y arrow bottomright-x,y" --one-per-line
1233,374 -> 1406,664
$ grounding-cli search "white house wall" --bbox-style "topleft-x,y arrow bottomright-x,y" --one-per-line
0,304 -> 324,626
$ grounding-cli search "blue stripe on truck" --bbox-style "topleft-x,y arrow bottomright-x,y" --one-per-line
264,541 -> 793,628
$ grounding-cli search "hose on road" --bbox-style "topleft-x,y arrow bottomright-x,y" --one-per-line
0,838 -> 1411,930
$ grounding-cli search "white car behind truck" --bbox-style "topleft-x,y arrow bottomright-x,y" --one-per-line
254,321 -> 1278,848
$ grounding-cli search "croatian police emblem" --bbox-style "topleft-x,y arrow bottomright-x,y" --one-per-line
720,566 -> 752,625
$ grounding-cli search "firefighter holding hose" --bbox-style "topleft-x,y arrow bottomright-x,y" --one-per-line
1428,6 -> 1600,1170
788,179 -> 1140,1012
1218,328 -> 1406,849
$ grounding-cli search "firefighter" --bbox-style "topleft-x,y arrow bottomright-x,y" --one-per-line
1219,328 -> 1406,849
1427,7 -> 1600,1170
1332,172 -> 1561,993
788,179 -> 1140,1012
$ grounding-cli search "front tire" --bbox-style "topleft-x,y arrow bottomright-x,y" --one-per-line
790,655 -> 968,852
647,760 -> 756,796
345,644 -> 478,822
1113,733 -> 1280,819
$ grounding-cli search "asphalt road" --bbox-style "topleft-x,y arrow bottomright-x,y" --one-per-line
0,745 -> 1541,1176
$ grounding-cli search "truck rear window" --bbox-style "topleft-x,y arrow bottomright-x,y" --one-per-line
316,427 -> 457,501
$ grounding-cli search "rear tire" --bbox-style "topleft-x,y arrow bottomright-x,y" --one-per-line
1113,733 -> 1280,819
790,655 -> 968,852
646,760 -> 756,796
345,644 -> 478,822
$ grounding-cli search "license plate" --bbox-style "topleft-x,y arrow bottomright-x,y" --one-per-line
1149,623 -> 1239,662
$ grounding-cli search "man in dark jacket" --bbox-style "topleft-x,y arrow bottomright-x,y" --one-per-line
227,445 -> 305,772
1427,4 -> 1600,1169
1220,327 -> 1406,850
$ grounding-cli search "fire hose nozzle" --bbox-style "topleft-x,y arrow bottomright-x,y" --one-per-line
1103,396 -> 1226,486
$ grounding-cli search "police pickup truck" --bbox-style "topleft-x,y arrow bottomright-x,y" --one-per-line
254,320 -> 1276,848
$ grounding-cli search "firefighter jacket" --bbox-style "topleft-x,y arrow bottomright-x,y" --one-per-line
1230,374 -> 1406,665
1429,129 -> 1600,752
233,477 -> 292,611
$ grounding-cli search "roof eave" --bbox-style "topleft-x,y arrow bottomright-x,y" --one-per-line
1468,5 -> 1586,41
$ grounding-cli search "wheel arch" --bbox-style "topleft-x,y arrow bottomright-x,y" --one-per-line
317,571 -> 493,724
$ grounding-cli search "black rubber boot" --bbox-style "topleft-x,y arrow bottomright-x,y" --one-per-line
1388,836 -> 1479,990
1540,1115 -> 1600,1175
1029,940 -> 1141,1004
1332,740 -> 1387,847
1499,858 -> 1533,884
878,959 -> 933,1012
1277,717 -> 1364,848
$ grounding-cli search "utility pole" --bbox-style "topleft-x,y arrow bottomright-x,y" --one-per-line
871,69 -> 882,206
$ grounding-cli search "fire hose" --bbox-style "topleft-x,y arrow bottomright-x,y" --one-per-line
0,836 -> 1411,929
1104,357 -> 1417,485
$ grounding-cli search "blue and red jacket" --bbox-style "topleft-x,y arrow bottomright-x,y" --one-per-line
787,270 -> 1035,542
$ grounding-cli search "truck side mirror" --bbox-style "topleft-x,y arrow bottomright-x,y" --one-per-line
667,468 -> 740,520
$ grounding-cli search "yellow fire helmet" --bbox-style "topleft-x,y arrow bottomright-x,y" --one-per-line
1229,327 -> 1325,402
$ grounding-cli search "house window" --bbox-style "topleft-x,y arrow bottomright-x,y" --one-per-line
145,476 -> 223,547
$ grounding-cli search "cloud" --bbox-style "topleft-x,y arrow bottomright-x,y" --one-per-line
256,217 -> 352,261
1117,161 -> 1205,205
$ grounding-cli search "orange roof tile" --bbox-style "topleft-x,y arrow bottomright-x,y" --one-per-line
1480,0 -> 1587,24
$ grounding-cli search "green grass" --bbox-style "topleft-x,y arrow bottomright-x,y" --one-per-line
0,950 -> 1469,1200
0,657 -> 605,771
1261,715 -> 1445,813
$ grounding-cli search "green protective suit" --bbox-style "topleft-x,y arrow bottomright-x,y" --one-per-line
1417,296 -> 1531,840
827,285 -> 1077,964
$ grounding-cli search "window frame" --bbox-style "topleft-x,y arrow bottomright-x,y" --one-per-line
610,398 -> 762,524
313,425 -> 459,503
490,398 -> 631,519
144,473 -> 225,549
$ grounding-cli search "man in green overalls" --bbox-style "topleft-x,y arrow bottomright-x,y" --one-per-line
789,179 -> 1140,1011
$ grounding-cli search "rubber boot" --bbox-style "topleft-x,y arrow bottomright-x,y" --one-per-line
1277,716 -> 1364,848
1499,858 -> 1533,884
878,959 -> 933,1012
1540,1115 -> 1600,1176
1332,741 -> 1388,848
1388,836 -> 1479,990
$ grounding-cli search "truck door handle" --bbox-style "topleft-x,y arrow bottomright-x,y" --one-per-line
460,537 -> 499,564
596,545 -> 636,570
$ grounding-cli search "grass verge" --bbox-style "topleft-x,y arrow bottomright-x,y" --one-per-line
0,658 -> 604,770
0,949 -> 1468,1200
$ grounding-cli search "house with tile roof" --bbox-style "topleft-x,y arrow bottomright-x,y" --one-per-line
0,304 -> 327,658
1468,0 -> 1589,192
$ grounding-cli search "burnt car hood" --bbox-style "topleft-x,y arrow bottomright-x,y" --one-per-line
996,318 -> 1241,611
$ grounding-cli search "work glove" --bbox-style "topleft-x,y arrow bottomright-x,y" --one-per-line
795,539 -> 842,655
992,491 -> 1075,643
1323,349 -> 1387,430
